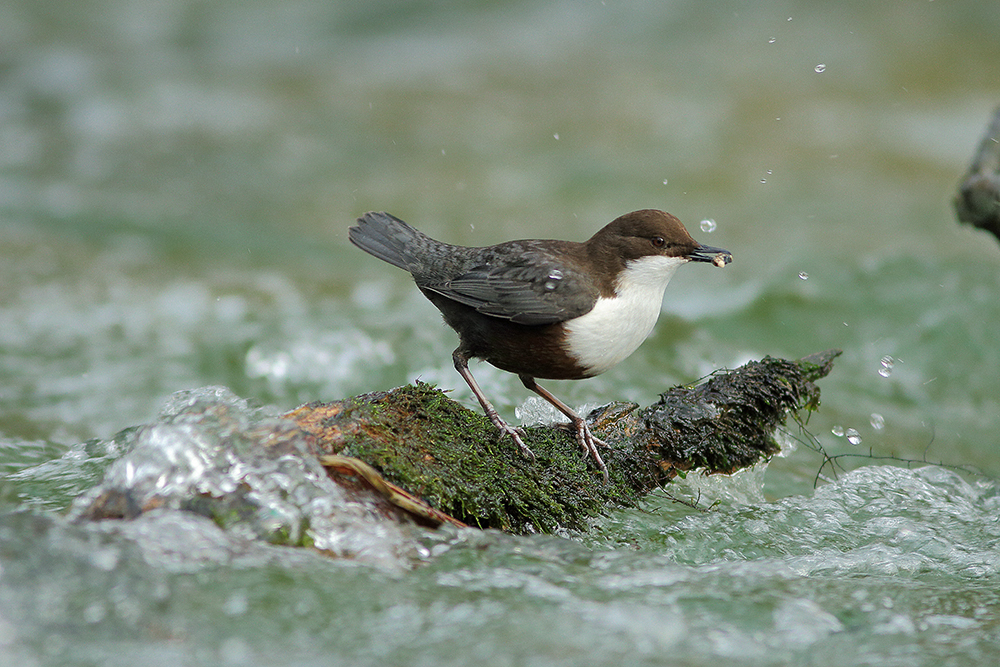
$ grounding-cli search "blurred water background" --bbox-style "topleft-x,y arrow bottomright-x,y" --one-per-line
2,1 -> 1000,665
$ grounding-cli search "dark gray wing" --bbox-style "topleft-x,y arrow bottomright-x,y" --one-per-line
421,255 -> 598,325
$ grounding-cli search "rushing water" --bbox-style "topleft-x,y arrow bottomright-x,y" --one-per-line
2,1 -> 1000,665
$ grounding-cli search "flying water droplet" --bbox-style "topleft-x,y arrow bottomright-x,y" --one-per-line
798,271 -> 808,280
553,133 -> 560,140
544,270 -> 563,291
814,63 -> 827,73
846,428 -> 862,446
768,37 -> 776,44
831,425 -> 844,437
700,218 -> 717,233
870,413 -> 885,431
662,178 -> 669,185
878,355 -> 894,377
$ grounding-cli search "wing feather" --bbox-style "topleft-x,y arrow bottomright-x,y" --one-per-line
422,256 -> 597,325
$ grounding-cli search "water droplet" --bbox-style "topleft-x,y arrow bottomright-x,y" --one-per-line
878,355 -> 894,377
553,133 -> 560,140
870,413 -> 885,431
766,169 -> 773,175
831,425 -> 844,437
760,178 -> 767,184
544,269 -> 563,291
662,178 -> 669,185
846,428 -> 862,446
700,218 -> 717,233
798,271 -> 808,280
814,63 -> 827,73
768,37 -> 776,44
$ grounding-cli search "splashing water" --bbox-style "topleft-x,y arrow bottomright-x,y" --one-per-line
62,387 -> 425,569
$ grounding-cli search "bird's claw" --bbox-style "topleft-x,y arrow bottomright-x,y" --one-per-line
489,416 -> 536,460
573,421 -> 609,484
489,410 -> 608,482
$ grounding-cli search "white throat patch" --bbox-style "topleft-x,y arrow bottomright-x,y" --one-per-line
562,255 -> 687,376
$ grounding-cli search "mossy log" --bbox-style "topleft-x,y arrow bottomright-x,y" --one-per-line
288,349 -> 841,534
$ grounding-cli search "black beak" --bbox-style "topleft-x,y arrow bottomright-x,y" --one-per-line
688,244 -> 733,267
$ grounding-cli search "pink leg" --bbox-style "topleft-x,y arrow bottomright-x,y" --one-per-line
519,375 -> 609,483
453,351 -> 535,460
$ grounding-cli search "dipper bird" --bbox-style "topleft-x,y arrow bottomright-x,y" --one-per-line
349,209 -> 732,482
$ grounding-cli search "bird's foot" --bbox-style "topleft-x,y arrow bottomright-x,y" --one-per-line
487,413 -> 536,461
571,420 -> 610,484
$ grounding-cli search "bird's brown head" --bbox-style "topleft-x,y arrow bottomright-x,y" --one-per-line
587,209 -> 732,268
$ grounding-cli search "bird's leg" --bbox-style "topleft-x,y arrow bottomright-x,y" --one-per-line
453,350 -> 535,460
519,375 -> 610,483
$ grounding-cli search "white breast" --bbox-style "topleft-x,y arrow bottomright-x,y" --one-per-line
562,255 -> 687,376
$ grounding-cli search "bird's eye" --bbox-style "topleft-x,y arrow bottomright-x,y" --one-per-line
651,236 -> 666,248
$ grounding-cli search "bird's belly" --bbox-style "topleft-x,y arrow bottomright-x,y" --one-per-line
561,290 -> 665,376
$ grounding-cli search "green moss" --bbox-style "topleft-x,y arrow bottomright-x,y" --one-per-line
333,382 -> 617,533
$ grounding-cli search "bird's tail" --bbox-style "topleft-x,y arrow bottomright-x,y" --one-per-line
349,211 -> 432,273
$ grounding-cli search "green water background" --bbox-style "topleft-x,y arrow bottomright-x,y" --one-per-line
2,1 -> 1000,665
